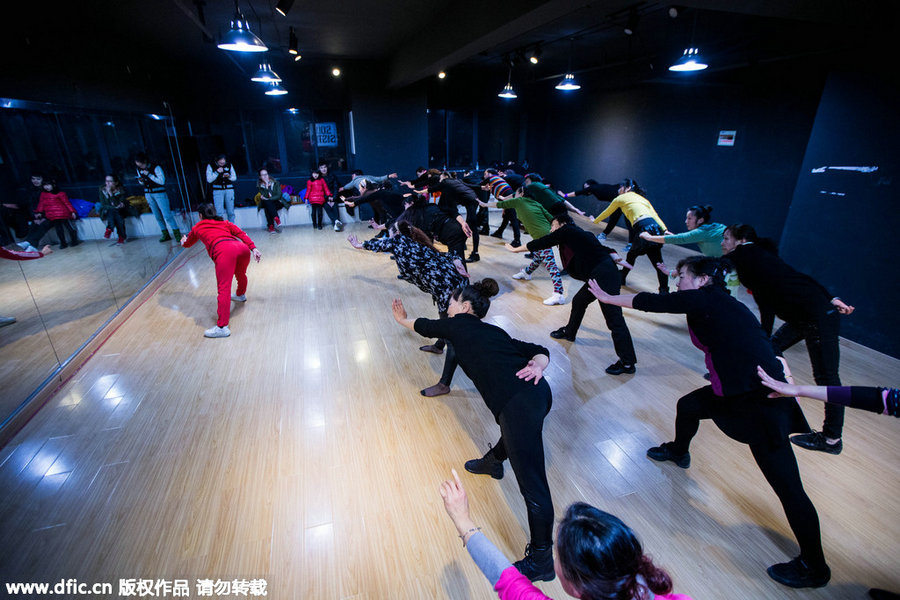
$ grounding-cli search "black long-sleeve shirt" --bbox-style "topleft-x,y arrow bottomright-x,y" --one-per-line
414,313 -> 550,418
633,285 -> 785,397
573,182 -> 619,202
429,179 -> 479,215
726,243 -> 834,334
525,223 -> 616,281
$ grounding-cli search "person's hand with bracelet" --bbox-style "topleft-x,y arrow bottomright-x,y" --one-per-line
440,469 -> 481,547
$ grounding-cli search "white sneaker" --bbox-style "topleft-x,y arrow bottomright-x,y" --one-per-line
543,293 -> 567,306
512,270 -> 532,281
204,325 -> 231,338
334,220 -> 344,232
231,294 -> 247,302
596,232 -> 607,241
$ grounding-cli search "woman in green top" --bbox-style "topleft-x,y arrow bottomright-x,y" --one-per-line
640,205 -> 725,257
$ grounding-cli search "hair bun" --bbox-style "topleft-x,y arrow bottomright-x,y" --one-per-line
474,278 -> 499,298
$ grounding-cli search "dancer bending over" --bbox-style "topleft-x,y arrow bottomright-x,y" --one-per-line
588,255 -> 830,589
181,203 -> 261,338
392,281 -> 556,581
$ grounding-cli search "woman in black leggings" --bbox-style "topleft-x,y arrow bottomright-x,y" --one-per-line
392,279 -> 556,583
588,255 -> 830,589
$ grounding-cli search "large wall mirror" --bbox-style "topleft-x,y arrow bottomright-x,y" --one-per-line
0,99 -> 193,431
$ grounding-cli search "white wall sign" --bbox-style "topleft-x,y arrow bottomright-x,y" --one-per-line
315,122 -> 339,147
717,130 -> 736,146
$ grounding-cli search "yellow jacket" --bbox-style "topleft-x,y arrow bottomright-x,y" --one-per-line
593,191 -> 666,230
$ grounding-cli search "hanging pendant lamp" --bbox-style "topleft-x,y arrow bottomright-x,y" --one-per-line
265,83 -> 288,96
218,1 -> 268,52
251,62 -> 281,83
555,39 -> 581,91
669,11 -> 708,72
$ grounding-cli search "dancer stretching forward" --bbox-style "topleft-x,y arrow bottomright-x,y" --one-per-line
588,256 -> 830,589
181,203 -> 261,338
392,281 -> 556,582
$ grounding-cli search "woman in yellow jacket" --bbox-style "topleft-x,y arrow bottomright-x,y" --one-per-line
592,179 -> 669,294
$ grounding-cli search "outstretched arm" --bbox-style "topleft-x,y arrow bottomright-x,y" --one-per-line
347,234 -> 364,249
516,354 -> 549,384
587,279 -> 636,308
392,298 -> 416,331
639,231 -> 667,244
831,297 -> 855,315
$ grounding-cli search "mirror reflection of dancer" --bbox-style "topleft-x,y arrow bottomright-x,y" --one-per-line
135,153 -> 181,242
588,256 -> 830,589
0,244 -> 53,327
206,154 -> 237,222
181,203 -> 261,339
721,224 -> 854,455
440,469 -> 693,600
392,282 -> 557,582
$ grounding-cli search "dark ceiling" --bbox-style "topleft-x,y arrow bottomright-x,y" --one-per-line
2,0 -> 896,109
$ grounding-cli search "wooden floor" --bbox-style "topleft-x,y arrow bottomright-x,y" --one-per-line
0,221 -> 897,599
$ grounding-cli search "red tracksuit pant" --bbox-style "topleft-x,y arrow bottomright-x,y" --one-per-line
212,240 -> 251,327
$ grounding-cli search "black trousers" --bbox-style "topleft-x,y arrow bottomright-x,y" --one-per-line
669,386 -> 827,570
262,199 -> 281,227
323,201 -> 341,224
27,219 -> 77,246
436,220 -> 467,262
621,218 -> 668,293
105,207 -> 129,239
771,311 -> 843,438
566,263 -> 636,365
489,388 -> 554,548
311,204 -> 324,229
494,208 -> 521,243
462,202 -> 480,253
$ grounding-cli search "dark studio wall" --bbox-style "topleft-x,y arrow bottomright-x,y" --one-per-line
780,71 -> 900,358
350,85 -> 428,176
521,61 -> 827,242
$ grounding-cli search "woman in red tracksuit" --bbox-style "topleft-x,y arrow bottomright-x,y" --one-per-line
305,169 -> 332,230
35,179 -> 80,248
181,203 -> 262,338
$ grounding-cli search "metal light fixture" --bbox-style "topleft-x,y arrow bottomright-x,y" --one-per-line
624,9 -> 639,35
288,27 -> 298,55
555,39 -> 581,91
218,1 -> 267,52
555,73 -> 581,90
294,52 -> 302,62
251,62 -> 281,83
332,67 -> 341,77
438,71 -> 446,79
527,45 -> 542,65
669,48 -> 707,71
275,0 -> 295,17
669,11 -> 708,72
265,83 -> 288,95
498,82 -> 517,99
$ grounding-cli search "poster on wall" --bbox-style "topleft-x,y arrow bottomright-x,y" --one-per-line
315,123 -> 339,147
717,130 -> 736,146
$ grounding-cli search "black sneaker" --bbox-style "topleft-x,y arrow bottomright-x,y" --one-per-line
464,447 -> 504,480
510,240 -> 522,248
490,231 -> 504,238
646,442 -> 691,468
550,326 -> 575,342
467,252 -> 480,262
513,544 -> 555,582
605,360 -> 635,375
790,431 -> 842,455
524,252 -> 534,259
767,557 -> 831,588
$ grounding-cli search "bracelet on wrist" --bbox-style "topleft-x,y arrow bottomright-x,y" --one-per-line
459,527 -> 482,547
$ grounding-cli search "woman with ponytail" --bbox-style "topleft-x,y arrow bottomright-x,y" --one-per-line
393,280 -> 557,583
440,471 -> 692,600
721,223 -> 854,456
639,205 -> 725,258
587,255 -> 831,589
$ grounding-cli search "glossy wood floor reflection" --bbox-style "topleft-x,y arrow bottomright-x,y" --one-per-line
0,221 -> 898,599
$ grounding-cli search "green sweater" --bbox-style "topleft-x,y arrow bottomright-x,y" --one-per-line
523,182 -> 561,212
496,196 -> 553,239
662,222 -> 726,257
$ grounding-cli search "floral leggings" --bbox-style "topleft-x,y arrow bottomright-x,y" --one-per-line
524,248 -> 564,294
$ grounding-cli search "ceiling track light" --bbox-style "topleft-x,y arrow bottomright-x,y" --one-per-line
265,83 -> 288,95
527,44 -> 542,65
251,62 -> 281,83
438,71 -> 446,79
275,0 -> 295,17
218,0 -> 268,52
624,9 -> 639,35
288,26 -> 298,55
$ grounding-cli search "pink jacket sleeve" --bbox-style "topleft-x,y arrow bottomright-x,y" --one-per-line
494,567 -> 552,600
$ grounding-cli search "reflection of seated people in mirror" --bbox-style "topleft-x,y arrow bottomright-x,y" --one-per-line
0,244 -> 53,327
98,174 -> 131,245
27,179 -> 80,249
1,176 -> 38,244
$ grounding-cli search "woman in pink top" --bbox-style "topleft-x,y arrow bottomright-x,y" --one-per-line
441,469 -> 692,600
181,203 -> 261,338
305,169 -> 332,230
35,179 -> 80,248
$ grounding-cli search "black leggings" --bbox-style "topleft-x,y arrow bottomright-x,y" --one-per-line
566,262 -> 636,364
621,218 -> 668,293
105,207 -> 129,239
462,202 -> 479,253
490,388 -> 554,548
494,208 -> 521,242
670,386 -> 827,570
771,311 -> 843,438
262,199 -> 281,227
